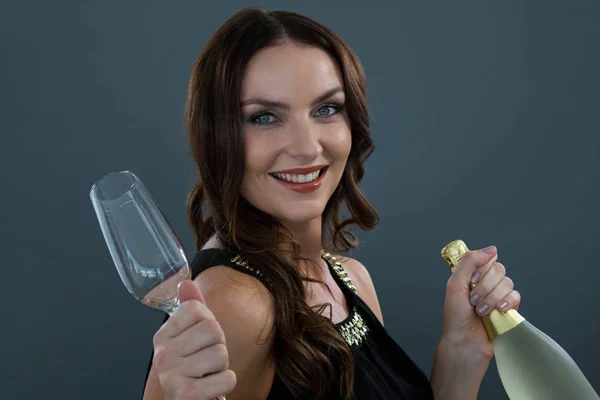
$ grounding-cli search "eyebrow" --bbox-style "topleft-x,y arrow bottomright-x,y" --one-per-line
241,86 -> 344,110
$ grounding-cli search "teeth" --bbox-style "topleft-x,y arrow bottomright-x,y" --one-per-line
273,169 -> 322,183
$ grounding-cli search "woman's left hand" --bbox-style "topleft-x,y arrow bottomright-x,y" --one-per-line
431,245 -> 522,399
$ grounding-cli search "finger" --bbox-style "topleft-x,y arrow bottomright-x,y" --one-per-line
475,276 -> 514,316
447,246 -> 497,293
154,299 -> 216,344
469,254 -> 498,287
154,318 -> 227,373
469,261 -> 506,307
496,290 -> 521,312
190,369 -> 237,400
173,318 -> 227,357
181,343 -> 230,378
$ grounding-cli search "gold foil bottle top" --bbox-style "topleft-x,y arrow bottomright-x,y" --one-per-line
441,239 -> 469,272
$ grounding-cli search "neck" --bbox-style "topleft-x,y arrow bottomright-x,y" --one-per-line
280,216 -> 326,273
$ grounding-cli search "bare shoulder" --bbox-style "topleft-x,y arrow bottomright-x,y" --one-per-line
195,265 -> 274,335
195,266 -> 275,399
337,256 -> 384,326
143,265 -> 274,400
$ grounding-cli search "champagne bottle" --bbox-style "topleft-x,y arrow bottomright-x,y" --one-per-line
441,239 -> 599,400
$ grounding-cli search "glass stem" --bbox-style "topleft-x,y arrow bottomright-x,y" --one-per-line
159,298 -> 181,316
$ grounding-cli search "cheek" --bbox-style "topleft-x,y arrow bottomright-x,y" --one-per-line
324,125 -> 352,161
242,133 -> 279,178
243,135 -> 264,175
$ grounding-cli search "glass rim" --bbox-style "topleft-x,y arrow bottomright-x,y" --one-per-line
90,170 -> 138,200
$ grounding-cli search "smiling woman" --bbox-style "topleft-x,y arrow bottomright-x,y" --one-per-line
152,10 -> 386,398
141,6 -> 522,400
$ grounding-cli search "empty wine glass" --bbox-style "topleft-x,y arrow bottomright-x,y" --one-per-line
90,170 -> 191,315
90,171 -> 227,400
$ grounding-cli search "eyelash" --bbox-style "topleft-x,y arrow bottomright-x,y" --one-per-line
247,103 -> 345,126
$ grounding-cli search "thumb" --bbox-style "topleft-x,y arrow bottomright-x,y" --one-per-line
450,246 -> 498,291
178,279 -> 207,305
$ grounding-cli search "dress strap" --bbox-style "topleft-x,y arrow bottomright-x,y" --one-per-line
320,251 -> 370,347
190,248 -> 272,289
321,251 -> 358,294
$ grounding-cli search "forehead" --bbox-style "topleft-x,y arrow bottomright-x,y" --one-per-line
241,43 -> 344,100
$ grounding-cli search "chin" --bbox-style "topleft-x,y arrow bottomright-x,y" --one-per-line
263,198 -> 328,225
276,207 -> 324,225
242,177 -> 338,225
240,194 -> 325,223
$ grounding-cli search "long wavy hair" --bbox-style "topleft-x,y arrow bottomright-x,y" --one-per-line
185,7 -> 379,399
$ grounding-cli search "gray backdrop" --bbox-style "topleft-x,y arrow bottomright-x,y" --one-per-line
2,1 -> 599,399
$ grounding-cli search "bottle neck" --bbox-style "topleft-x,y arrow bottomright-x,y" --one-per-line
441,240 -> 526,340
482,309 -> 526,340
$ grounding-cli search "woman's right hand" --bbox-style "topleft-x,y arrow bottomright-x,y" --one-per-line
152,280 -> 237,400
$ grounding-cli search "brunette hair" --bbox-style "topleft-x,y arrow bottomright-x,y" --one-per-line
185,7 -> 379,399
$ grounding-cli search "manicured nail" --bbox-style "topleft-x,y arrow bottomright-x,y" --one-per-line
498,301 -> 508,311
470,293 -> 480,306
481,245 -> 496,254
476,303 -> 489,315
470,271 -> 481,284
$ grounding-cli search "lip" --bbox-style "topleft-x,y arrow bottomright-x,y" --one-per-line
270,166 -> 329,193
271,164 -> 328,175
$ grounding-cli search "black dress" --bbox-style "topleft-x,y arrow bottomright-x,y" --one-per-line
144,249 -> 434,399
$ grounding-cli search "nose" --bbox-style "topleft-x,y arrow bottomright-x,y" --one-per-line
285,120 -> 323,163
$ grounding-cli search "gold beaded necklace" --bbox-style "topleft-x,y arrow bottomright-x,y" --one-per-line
229,250 -> 370,347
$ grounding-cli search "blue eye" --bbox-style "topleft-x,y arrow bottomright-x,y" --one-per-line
314,104 -> 340,117
249,113 -> 278,125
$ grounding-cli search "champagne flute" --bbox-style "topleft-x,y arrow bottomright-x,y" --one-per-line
90,171 -> 227,400
90,170 -> 191,315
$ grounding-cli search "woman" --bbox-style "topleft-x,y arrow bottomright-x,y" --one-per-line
143,7 -> 521,400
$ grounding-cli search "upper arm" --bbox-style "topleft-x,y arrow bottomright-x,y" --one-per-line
196,266 -> 275,399
143,266 -> 275,400
340,257 -> 384,326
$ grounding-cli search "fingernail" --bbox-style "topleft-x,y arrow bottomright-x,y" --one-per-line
476,303 -> 489,315
470,293 -> 480,306
481,245 -> 496,254
498,301 -> 508,311
470,271 -> 481,284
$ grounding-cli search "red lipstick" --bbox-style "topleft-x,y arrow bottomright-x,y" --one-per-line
270,165 -> 329,193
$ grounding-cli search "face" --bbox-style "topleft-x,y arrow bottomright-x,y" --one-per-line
239,42 -> 351,226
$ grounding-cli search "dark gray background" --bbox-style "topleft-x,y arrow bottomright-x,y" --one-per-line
2,1 -> 599,399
